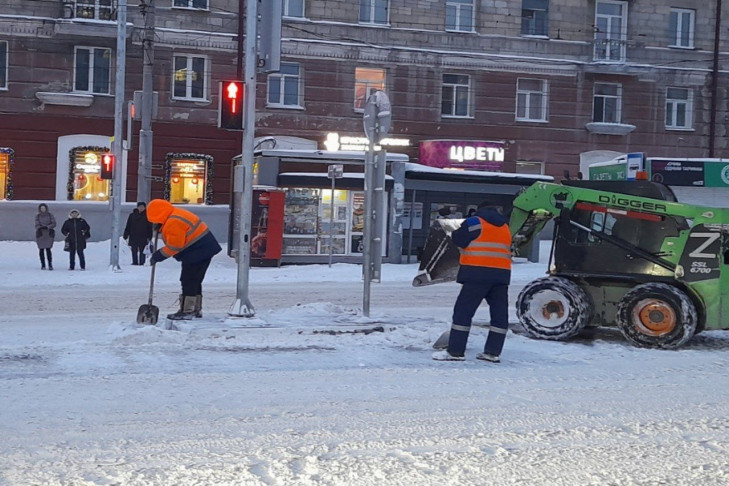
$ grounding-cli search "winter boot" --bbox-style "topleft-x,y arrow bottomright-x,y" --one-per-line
167,295 -> 197,320
432,350 -> 465,361
476,353 -> 500,363
193,295 -> 203,318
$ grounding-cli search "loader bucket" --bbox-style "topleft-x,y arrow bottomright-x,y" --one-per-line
412,219 -> 463,287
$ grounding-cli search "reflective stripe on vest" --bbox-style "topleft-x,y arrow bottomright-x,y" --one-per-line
459,218 -> 512,270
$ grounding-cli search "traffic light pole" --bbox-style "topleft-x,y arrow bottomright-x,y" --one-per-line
137,0 -> 155,203
109,0 -> 127,271
228,0 -> 257,317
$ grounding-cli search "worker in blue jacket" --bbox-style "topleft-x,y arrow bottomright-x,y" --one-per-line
433,201 -> 512,363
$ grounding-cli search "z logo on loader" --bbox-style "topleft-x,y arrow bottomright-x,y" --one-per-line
680,227 -> 722,282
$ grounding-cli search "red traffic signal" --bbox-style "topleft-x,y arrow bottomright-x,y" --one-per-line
100,153 -> 115,180
218,81 -> 244,130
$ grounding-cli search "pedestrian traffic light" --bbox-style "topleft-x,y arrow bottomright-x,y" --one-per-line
100,153 -> 114,180
218,81 -> 244,130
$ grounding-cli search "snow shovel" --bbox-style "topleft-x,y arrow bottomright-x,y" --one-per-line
136,231 -> 160,325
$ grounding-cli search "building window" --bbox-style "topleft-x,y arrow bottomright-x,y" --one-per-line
69,148 -> 111,201
666,87 -> 693,130
354,67 -> 386,111
441,74 -> 471,118
172,54 -> 208,101
74,47 -> 111,94
0,148 -> 12,200
669,8 -> 695,48
594,1 -> 627,62
284,0 -> 305,18
521,0 -> 548,37
0,41 -> 7,90
73,1 -> 115,20
516,78 -> 548,122
516,161 -> 544,175
446,0 -> 475,33
173,0 -> 208,9
593,83 -> 622,123
267,62 -> 302,107
360,0 -> 388,25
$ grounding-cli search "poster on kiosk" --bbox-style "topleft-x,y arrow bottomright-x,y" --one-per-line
250,189 -> 285,267
228,187 -> 285,267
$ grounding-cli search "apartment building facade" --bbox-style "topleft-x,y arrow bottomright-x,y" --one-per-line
0,0 -> 726,205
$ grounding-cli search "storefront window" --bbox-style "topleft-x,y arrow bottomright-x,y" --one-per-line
168,157 -> 207,204
0,149 -> 10,199
282,188 -> 372,256
70,148 -> 110,201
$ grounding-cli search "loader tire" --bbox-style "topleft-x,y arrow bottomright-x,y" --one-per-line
616,283 -> 697,349
516,276 -> 592,341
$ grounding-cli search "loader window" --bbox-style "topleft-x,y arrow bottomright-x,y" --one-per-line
588,212 -> 616,242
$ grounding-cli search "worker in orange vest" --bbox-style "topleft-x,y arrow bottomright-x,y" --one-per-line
433,200 -> 512,363
147,199 -> 222,320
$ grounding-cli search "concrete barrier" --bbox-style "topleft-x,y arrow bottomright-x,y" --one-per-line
0,201 -> 231,244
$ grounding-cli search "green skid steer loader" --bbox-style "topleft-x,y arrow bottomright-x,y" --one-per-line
414,180 -> 729,349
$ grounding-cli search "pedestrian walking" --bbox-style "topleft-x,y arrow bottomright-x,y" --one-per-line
123,202 -> 153,265
35,203 -> 56,270
146,199 -> 222,320
61,209 -> 91,271
432,201 -> 512,363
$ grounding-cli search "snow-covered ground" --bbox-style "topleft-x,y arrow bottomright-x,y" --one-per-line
2,240 -> 729,485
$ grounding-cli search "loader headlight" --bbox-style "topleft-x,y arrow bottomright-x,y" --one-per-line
674,265 -> 685,279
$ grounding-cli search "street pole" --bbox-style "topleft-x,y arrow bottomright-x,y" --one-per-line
709,0 -> 722,157
361,91 -> 392,317
110,0 -> 127,271
137,0 -> 155,202
327,164 -> 343,268
329,176 -> 335,268
228,0 -> 257,317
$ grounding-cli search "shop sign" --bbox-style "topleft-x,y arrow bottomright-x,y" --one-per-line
323,132 -> 410,152
419,140 -> 505,171
649,159 -> 704,186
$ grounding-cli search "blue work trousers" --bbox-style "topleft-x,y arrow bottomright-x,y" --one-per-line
448,282 -> 509,357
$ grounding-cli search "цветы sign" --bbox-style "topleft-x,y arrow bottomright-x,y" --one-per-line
419,140 -> 505,171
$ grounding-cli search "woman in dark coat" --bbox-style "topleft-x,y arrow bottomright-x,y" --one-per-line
35,203 -> 57,270
123,201 -> 153,265
61,209 -> 91,271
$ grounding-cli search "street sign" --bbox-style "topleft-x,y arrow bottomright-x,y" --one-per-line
328,164 -> 344,179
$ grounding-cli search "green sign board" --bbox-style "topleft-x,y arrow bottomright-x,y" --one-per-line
704,162 -> 729,187
589,163 -> 626,181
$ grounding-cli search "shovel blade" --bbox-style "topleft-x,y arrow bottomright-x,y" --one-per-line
136,304 -> 159,325
432,330 -> 450,349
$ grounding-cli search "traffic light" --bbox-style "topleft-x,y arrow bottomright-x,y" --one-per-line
218,81 -> 244,130
100,153 -> 114,180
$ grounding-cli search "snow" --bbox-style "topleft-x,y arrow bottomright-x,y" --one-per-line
2,240 -> 729,485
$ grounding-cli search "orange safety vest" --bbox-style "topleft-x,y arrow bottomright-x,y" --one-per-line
147,199 -> 211,259
459,218 -> 512,270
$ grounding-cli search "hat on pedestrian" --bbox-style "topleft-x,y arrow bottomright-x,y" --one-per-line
69,209 -> 81,217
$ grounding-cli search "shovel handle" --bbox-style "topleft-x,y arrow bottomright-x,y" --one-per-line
148,230 -> 160,305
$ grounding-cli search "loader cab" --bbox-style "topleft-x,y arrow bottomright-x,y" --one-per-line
552,181 -> 685,280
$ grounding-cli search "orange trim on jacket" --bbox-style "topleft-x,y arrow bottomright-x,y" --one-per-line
146,199 -> 211,259
459,218 -> 512,270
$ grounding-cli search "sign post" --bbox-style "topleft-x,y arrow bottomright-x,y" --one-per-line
362,91 -> 391,317
327,164 -> 344,268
